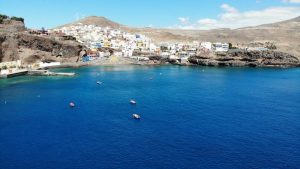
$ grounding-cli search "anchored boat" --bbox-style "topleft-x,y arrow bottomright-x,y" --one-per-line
130,99 -> 137,105
69,102 -> 75,108
132,114 -> 141,119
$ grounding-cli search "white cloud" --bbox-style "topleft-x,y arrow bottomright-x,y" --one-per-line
282,0 -> 300,3
221,4 -> 238,13
178,17 -> 190,25
172,4 -> 300,30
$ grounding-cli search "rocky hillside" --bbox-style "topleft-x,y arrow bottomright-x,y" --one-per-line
57,16 -> 124,29
188,50 -> 300,67
59,16 -> 300,58
0,16 -> 85,64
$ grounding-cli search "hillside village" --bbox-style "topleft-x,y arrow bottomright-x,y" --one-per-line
1,15 -> 300,78
50,24 -> 232,63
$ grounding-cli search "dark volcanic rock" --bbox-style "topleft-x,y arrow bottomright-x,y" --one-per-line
189,50 -> 300,67
16,33 -> 84,58
0,32 -> 84,63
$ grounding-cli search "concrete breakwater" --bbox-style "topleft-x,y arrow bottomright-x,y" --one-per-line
27,70 -> 75,76
0,70 -> 28,79
0,70 -> 75,79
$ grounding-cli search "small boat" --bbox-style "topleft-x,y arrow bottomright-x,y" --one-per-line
132,114 -> 141,119
69,102 -> 75,108
97,81 -> 102,85
130,99 -> 137,105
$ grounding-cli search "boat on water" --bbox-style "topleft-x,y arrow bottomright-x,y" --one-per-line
130,99 -> 136,105
69,102 -> 75,107
97,81 -> 102,85
132,114 -> 141,119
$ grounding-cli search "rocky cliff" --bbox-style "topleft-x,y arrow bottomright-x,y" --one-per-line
0,32 -> 84,64
189,50 -> 300,67
0,17 -> 85,64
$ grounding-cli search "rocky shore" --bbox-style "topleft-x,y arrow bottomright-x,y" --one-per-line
1,18 -> 299,69
188,50 -> 300,67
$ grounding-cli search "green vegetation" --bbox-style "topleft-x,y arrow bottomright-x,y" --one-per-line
0,14 -> 8,24
1,65 -> 7,70
0,14 -> 24,24
0,14 -> 8,19
9,65 -> 16,69
11,16 -> 24,23
160,46 -> 169,51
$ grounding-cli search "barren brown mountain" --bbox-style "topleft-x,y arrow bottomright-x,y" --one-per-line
57,16 -> 300,58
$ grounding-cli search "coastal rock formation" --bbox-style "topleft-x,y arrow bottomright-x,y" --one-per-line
189,50 -> 300,67
0,15 -> 85,64
0,20 -> 25,33
0,32 -> 85,64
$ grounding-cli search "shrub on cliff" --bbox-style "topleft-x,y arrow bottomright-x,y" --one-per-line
11,16 -> 24,23
0,14 -> 8,24
0,14 -> 8,19
2,65 -> 7,70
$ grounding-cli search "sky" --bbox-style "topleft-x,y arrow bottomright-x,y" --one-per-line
0,0 -> 300,29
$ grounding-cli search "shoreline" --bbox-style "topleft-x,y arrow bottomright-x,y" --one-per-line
0,62 -> 299,81
1,58 -> 299,80
43,60 -> 299,70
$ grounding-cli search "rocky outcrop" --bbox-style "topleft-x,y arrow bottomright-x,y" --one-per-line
189,50 -> 300,67
17,33 -> 84,60
1,15 -> 85,64
0,35 -> 5,62
0,32 -> 85,64
0,20 -> 25,33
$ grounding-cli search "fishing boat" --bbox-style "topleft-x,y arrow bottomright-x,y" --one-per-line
132,114 -> 141,119
69,102 -> 75,107
130,99 -> 136,105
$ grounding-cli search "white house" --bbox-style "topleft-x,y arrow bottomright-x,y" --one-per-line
39,62 -> 61,68
214,43 -> 229,52
201,42 -> 213,51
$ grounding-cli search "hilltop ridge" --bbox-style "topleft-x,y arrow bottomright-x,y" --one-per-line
57,16 -> 124,29
56,16 -> 300,58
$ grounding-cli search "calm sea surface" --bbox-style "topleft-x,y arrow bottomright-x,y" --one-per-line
0,66 -> 299,169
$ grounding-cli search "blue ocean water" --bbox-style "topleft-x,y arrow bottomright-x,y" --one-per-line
0,66 -> 299,169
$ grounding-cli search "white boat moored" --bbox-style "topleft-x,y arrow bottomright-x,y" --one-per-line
130,99 -> 136,105
132,114 -> 141,119
69,102 -> 75,107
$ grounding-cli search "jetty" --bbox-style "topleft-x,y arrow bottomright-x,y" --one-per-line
28,70 -> 75,77
0,70 -> 75,79
0,70 -> 28,79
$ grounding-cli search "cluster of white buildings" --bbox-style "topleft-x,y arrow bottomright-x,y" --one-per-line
50,24 -> 159,57
159,41 -> 230,61
50,24 -> 231,63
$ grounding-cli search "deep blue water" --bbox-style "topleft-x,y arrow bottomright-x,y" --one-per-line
0,66 -> 300,169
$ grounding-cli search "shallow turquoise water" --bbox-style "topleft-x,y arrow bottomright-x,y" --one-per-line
0,66 -> 299,169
